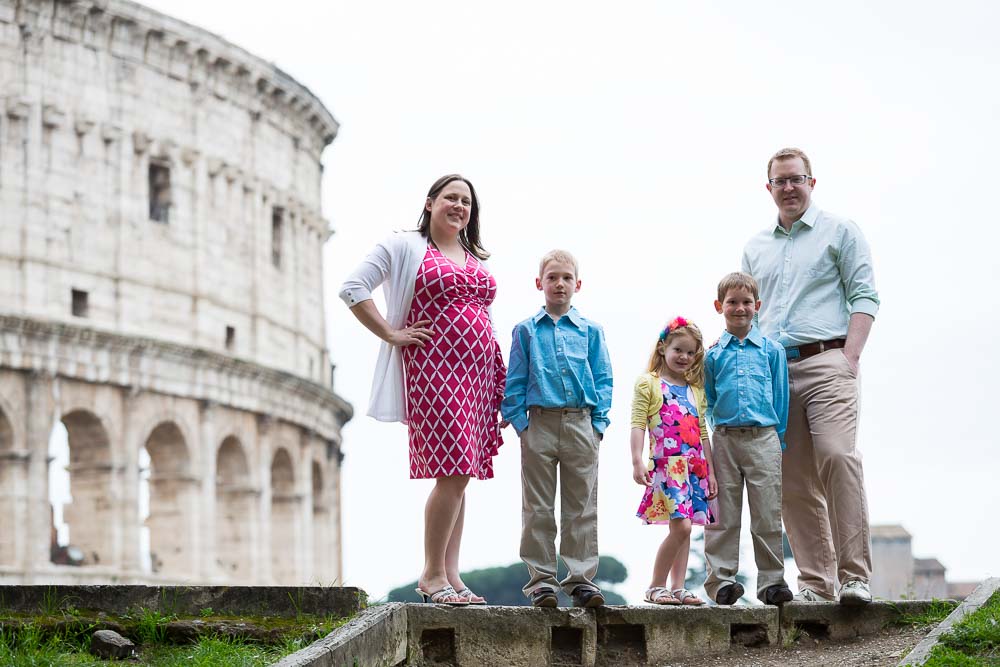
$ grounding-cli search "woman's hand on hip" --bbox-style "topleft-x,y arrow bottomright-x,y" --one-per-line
387,319 -> 435,347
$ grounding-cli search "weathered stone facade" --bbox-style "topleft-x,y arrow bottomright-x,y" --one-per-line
0,0 -> 351,585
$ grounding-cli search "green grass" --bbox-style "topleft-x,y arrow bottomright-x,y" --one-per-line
923,589 -> 1000,666
0,628 -> 294,666
0,608 -> 354,666
892,599 -> 958,627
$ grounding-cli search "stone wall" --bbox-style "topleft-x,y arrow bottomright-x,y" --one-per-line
0,0 -> 337,383
0,0 -> 351,586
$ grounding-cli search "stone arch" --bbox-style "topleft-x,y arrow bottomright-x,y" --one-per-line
60,409 -> 113,565
214,435 -> 254,578
270,447 -> 298,583
311,459 -> 329,583
0,407 -> 17,565
0,408 -> 12,452
141,421 -> 196,576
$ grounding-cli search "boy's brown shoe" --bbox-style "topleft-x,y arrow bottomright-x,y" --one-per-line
715,583 -> 744,606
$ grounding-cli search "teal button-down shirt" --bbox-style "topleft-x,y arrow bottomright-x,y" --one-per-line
742,204 -> 880,347
704,326 -> 789,448
501,307 -> 613,436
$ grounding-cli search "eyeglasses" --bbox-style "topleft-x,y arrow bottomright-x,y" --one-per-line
768,175 -> 811,187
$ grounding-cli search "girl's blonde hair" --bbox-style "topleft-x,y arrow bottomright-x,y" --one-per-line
646,317 -> 706,387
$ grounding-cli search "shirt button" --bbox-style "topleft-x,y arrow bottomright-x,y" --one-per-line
738,370 -> 744,374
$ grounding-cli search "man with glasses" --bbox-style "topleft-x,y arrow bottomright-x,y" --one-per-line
741,148 -> 879,606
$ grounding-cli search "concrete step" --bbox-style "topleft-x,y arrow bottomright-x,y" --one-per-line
278,599 -> 945,667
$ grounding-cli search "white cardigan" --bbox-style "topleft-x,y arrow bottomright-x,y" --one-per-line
339,230 -> 428,423
340,230 -> 500,423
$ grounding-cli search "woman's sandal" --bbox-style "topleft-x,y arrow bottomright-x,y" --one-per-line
672,588 -> 705,605
644,586 -> 681,605
415,585 -> 469,606
455,587 -> 487,605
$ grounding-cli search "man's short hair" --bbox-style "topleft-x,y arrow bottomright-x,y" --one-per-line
717,272 -> 759,302
767,147 -> 813,179
539,249 -> 579,278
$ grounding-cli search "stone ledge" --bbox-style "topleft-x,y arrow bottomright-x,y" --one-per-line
407,605 -> 596,667
275,603 -> 407,667
0,585 -> 364,619
781,599 -> 948,641
598,604 -> 779,665
295,599 -> 956,667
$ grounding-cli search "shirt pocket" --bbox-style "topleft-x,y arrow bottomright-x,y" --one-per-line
745,355 -> 773,405
563,332 -> 589,361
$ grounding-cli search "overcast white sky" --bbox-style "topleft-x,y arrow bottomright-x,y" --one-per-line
145,0 -> 1000,602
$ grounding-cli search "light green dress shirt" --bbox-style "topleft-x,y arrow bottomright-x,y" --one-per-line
742,204 -> 879,348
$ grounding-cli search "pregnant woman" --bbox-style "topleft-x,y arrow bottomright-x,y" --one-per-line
339,174 -> 506,605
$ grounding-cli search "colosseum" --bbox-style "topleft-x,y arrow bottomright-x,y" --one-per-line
0,0 -> 352,585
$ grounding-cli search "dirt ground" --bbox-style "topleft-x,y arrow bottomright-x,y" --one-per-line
659,623 -> 930,667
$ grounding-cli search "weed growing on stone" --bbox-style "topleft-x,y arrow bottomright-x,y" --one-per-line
892,599 -> 957,627
924,590 -> 1000,666
199,607 -> 214,618
782,626 -> 802,647
127,608 -> 177,644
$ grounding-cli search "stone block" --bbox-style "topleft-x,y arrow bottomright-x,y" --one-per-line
274,603 -> 407,667
596,604 -> 779,665
406,604 -> 597,667
780,599 -> 944,641
0,585 -> 365,619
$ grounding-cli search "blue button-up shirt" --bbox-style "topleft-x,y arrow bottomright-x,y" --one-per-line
704,326 -> 789,447
501,306 -> 613,435
742,204 -> 880,347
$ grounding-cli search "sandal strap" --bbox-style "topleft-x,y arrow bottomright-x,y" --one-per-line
429,585 -> 461,603
672,588 -> 702,603
644,586 -> 675,602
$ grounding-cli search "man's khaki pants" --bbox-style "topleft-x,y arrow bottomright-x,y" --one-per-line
783,349 -> 872,599
703,426 -> 785,601
520,407 -> 600,597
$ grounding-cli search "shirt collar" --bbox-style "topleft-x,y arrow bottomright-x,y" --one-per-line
720,325 -> 764,348
773,203 -> 819,234
533,306 -> 583,327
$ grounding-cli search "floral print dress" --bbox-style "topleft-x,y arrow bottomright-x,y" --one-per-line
636,380 -> 714,526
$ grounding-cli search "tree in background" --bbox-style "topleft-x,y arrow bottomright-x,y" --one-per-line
388,556 -> 628,606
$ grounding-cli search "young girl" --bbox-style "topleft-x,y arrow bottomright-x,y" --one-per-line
631,317 -> 718,605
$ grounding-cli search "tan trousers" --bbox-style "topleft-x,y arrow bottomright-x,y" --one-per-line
703,426 -> 785,600
520,407 -> 600,597
783,349 -> 872,599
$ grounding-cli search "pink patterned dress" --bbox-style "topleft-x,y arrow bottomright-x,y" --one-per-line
402,244 -> 506,479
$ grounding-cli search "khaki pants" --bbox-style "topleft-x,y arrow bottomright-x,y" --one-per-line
783,349 -> 872,599
520,407 -> 600,597
703,426 -> 785,600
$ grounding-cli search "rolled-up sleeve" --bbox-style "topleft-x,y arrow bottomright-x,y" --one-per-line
838,221 -> 880,318
338,239 -> 392,307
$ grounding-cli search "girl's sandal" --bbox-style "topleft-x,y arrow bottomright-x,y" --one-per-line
455,587 -> 487,605
672,588 -> 705,606
643,586 -> 681,605
415,585 -> 470,606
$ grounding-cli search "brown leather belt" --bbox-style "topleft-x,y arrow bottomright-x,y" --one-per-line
786,338 -> 846,362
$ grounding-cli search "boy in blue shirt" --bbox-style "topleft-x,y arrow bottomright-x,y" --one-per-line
703,272 -> 792,606
501,249 -> 613,608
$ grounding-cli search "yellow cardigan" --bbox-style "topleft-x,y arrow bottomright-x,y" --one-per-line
630,372 -> 710,443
